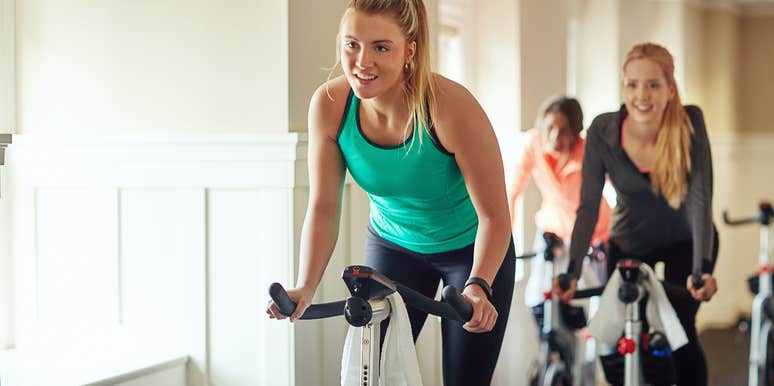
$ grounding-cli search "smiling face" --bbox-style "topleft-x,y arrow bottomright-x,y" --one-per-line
622,58 -> 676,128
339,10 -> 415,100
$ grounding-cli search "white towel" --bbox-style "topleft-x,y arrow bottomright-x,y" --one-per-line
341,293 -> 423,386
587,264 -> 688,350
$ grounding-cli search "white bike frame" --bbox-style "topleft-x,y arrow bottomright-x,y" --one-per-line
749,222 -> 772,386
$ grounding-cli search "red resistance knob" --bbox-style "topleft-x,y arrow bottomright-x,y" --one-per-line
618,337 -> 637,355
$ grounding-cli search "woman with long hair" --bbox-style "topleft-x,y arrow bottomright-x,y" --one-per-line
266,1 -> 514,384
554,43 -> 718,386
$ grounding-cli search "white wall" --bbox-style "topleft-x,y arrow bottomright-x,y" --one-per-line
0,0 -> 15,350
0,0 -> 14,134
16,0 -> 289,134
571,0 -> 621,128
8,133 -> 323,386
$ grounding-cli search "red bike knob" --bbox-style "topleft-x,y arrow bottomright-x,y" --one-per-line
617,337 -> 636,355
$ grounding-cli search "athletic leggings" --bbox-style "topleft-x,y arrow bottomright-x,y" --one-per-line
364,227 -> 516,386
606,226 -> 719,386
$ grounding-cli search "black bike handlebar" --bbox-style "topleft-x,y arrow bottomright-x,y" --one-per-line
569,280 -> 696,302
723,210 -> 760,226
514,251 -> 539,260
691,273 -> 705,290
723,201 -> 773,226
572,286 -> 604,299
269,282 -> 472,323
269,283 -> 347,320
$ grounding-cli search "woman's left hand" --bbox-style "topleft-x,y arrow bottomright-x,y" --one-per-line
687,273 -> 717,302
461,284 -> 498,333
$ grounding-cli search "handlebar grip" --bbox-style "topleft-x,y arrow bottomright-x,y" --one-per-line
442,285 -> 473,322
573,286 -> 604,299
269,282 -> 298,316
557,274 -> 572,291
268,282 -> 346,320
514,251 -> 539,260
723,210 -> 759,226
691,273 -> 705,290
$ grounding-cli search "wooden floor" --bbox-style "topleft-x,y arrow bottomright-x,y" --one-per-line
700,322 -> 749,386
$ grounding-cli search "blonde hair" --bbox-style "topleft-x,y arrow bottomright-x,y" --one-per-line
623,43 -> 694,209
331,0 -> 436,140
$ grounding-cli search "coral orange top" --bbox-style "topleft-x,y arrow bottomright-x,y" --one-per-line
508,128 -> 611,244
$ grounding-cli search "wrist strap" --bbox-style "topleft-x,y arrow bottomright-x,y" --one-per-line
464,277 -> 493,300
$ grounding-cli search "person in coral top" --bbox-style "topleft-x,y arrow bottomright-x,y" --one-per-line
507,95 -> 612,308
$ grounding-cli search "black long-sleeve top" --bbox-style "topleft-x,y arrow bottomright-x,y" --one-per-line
568,105 -> 714,278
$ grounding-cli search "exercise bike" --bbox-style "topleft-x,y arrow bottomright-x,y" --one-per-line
522,232 -> 604,386
581,259 -> 703,386
269,265 -> 472,386
724,201 -> 774,386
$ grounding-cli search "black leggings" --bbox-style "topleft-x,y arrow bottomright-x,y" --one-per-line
364,227 -> 515,386
606,226 -> 719,386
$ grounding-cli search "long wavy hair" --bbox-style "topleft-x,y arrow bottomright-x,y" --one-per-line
330,0 -> 436,141
623,43 -> 694,209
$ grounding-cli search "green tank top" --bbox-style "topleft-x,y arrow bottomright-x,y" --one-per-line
336,90 -> 478,253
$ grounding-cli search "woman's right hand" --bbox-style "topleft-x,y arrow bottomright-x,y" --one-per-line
266,286 -> 315,322
551,275 -> 577,303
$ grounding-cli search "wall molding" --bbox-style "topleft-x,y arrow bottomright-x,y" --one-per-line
6,132 -> 349,386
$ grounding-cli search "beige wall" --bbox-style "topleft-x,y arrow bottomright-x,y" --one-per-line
572,0 -> 621,127
701,8 -> 740,135
683,3 -> 704,106
16,0 -> 290,134
740,15 -> 774,134
619,0 -> 686,93
289,0 -> 347,132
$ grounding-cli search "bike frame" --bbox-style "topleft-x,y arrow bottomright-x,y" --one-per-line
724,202 -> 774,386
747,207 -> 772,386
360,298 -> 390,385
270,265 -> 471,386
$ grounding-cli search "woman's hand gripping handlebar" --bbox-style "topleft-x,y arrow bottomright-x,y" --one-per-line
267,281 -> 474,326
267,284 -> 346,322
551,273 -> 578,303
687,272 -> 716,302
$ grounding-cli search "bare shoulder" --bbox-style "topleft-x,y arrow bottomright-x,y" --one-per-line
428,74 -> 494,154
430,74 -> 487,130
431,74 -> 478,111
309,75 -> 352,138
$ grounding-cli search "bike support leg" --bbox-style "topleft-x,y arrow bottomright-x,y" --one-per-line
624,302 -> 643,386
360,299 -> 390,386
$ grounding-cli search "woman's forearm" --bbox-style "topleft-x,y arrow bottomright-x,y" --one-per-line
295,207 -> 341,291
469,215 -> 512,284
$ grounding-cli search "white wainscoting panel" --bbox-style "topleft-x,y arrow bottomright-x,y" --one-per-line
7,133 -> 314,386
208,188 -> 293,386
35,188 -> 119,329
5,132 -> 457,386
699,133 -> 774,329
119,189 -> 203,347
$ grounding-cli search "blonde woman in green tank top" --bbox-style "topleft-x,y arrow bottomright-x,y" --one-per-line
266,1 -> 515,384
